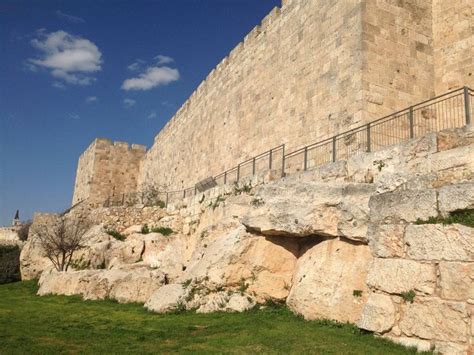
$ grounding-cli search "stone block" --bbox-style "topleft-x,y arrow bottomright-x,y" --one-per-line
366,258 -> 436,295
405,224 -> 474,261
438,262 -> 474,301
438,183 -> 474,215
399,298 -> 469,342
369,190 -> 438,224
367,224 -> 405,258
357,293 -> 396,333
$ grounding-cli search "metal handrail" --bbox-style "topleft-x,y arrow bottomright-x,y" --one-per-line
105,86 -> 472,208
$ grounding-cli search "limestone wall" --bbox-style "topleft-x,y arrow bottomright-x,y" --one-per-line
433,0 -> 474,93
136,0 -> 473,193
72,139 -> 146,205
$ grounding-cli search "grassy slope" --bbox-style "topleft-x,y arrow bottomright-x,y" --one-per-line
0,281 -> 421,354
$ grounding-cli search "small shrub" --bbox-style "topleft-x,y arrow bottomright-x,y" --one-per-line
401,290 -> 416,303
233,182 -> 252,195
151,226 -> 174,236
174,302 -> 187,314
373,160 -> 386,172
238,278 -> 249,295
250,197 -> 264,207
70,257 -> 90,271
106,230 -> 125,241
182,279 -> 192,288
141,224 -> 150,234
209,195 -> 226,210
17,221 -> 32,241
353,290 -> 363,298
199,194 -> 205,204
156,200 -> 166,209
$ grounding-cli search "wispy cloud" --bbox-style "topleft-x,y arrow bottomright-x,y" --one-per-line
55,10 -> 85,24
127,59 -> 145,71
85,96 -> 98,103
123,98 -> 136,108
122,67 -> 179,91
28,30 -> 102,86
147,111 -> 157,119
52,81 -> 66,90
68,113 -> 80,120
155,55 -> 174,65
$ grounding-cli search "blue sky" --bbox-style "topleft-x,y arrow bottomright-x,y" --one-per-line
0,0 -> 281,226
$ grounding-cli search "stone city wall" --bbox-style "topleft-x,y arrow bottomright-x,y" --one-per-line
71,0 -> 473,204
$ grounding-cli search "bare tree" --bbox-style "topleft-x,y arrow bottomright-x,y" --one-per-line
35,214 -> 91,272
17,220 -> 32,241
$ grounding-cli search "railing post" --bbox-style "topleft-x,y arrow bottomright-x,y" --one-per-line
183,190 -> 186,198
409,106 -> 414,138
166,192 -> 169,207
464,86 -> 472,125
366,123 -> 371,152
269,149 -> 273,170
281,144 -> 285,177
224,171 -> 227,185
252,157 -> 256,175
121,193 -> 124,205
237,164 -> 240,182
303,146 -> 308,171
332,137 -> 337,162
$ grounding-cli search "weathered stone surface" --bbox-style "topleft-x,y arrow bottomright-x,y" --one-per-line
38,266 -> 165,304
105,234 -> 144,265
399,298 -> 469,342
405,224 -> 474,261
357,293 -> 396,333
438,262 -> 474,301
20,235 -> 53,280
434,341 -> 469,355
369,190 -> 438,223
185,225 -> 298,302
367,224 -> 405,258
144,284 -> 186,313
366,259 -> 436,295
438,183 -> 474,215
437,126 -> 474,152
287,239 -> 372,323
243,180 -> 373,241
195,292 -> 255,314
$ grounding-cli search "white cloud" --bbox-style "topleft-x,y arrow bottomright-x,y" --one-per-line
86,96 -> 98,103
123,98 -> 136,108
68,113 -> 80,120
55,10 -> 85,24
121,66 -> 179,91
147,111 -> 157,119
155,55 -> 174,65
28,30 -> 102,86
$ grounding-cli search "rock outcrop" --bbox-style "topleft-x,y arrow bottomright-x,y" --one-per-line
26,127 -> 474,354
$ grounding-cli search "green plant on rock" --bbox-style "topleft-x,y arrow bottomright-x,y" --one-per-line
209,195 -> 226,210
250,197 -> 264,207
141,224 -> 150,234
69,257 -> 90,271
106,230 -> 125,241
233,182 -> 253,195
151,226 -> 174,236
373,160 -> 386,172
238,278 -> 249,295
415,209 -> 474,228
353,290 -> 363,298
400,290 -> 416,303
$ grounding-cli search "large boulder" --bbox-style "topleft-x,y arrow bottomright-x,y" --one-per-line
184,225 -> 298,302
242,180 -> 374,241
286,238 -> 373,323
144,283 -> 187,313
38,266 -> 165,303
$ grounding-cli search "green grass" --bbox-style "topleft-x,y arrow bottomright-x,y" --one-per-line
415,209 -> 474,228
0,281 -> 424,354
